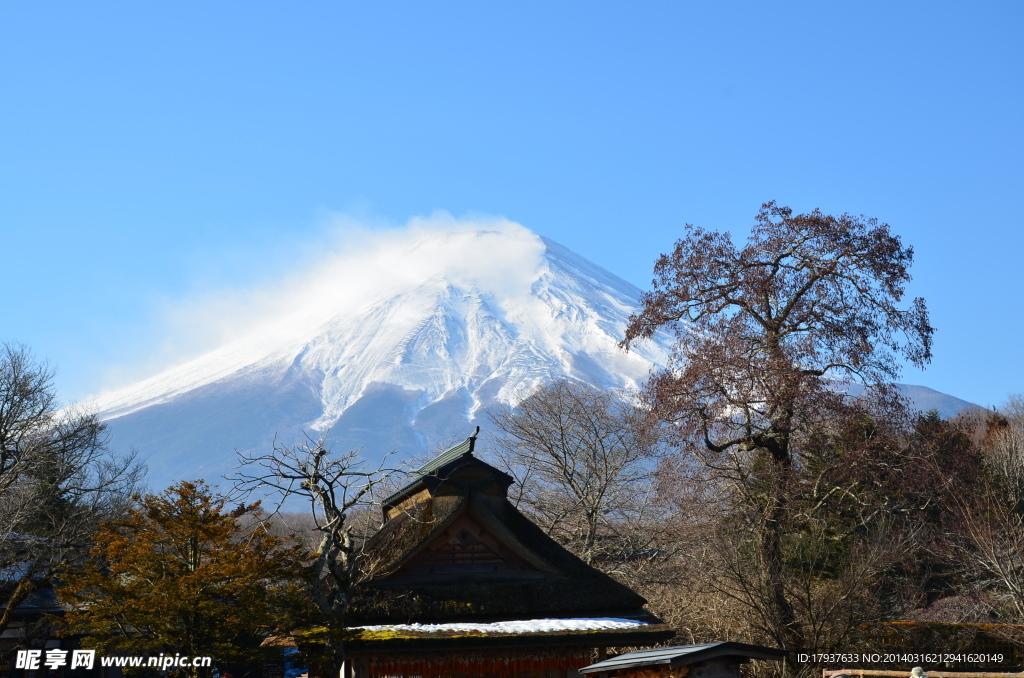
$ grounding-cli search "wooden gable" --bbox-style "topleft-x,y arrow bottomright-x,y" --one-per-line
396,514 -> 532,576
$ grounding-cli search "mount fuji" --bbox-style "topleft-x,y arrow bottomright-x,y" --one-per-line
92,220 -> 975,490
94,221 -> 672,489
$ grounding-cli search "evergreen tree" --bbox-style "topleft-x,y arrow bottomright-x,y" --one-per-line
60,481 -> 307,678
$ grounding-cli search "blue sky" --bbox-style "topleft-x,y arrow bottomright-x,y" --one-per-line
2,1 -> 1021,408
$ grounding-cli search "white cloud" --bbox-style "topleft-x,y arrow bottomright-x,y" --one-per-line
93,211 -> 547,399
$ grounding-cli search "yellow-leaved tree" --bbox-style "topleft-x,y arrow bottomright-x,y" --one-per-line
59,481 -> 308,678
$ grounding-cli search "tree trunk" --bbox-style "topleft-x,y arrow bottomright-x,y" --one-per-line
325,628 -> 345,678
0,576 -> 35,640
760,458 -> 803,676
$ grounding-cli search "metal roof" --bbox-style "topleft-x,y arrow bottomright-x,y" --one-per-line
578,641 -> 786,674
382,427 -> 479,508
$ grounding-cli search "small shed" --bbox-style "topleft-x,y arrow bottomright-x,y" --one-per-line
328,428 -> 674,677
578,642 -> 786,678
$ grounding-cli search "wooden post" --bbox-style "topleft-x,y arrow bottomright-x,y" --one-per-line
353,656 -> 370,678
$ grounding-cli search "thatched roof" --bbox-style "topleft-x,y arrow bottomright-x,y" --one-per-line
349,432 -> 655,625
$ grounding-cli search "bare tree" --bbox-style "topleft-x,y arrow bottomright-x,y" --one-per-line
0,343 -> 144,647
236,509 -> 325,554
957,483 -> 1024,620
232,435 -> 395,677
488,380 -> 661,565
979,395 -> 1024,504
621,202 -> 934,664
955,396 -> 1024,622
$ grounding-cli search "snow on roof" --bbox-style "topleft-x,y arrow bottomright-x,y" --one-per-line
355,617 -> 648,636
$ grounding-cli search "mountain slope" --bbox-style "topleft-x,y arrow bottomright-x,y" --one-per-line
95,224 -> 670,488
94,222 -> 976,490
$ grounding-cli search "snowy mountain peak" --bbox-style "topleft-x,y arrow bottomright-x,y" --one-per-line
94,220 -> 669,487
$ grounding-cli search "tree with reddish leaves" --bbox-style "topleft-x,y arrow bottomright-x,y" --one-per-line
623,201 -> 932,460
622,202 -> 934,664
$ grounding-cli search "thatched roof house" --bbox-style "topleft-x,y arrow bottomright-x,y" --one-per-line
337,428 -> 673,677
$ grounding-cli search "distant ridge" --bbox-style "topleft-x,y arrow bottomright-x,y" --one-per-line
839,382 -> 979,420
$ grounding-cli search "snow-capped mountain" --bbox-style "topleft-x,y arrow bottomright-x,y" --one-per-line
94,220 -> 976,491
95,222 -> 671,488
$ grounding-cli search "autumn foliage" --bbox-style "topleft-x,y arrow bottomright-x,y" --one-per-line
59,481 -> 307,678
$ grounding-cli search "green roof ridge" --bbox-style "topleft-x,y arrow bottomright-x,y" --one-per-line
383,427 -> 479,508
